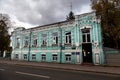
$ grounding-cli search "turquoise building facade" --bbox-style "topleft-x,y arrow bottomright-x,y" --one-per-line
11,12 -> 104,65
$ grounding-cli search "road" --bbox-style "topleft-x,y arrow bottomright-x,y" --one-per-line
0,63 -> 120,80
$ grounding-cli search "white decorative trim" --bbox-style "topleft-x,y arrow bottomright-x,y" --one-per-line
52,53 -> 58,54
65,53 -> 71,54
41,53 -> 46,54
94,49 -> 100,53
80,26 -> 92,29
13,49 -> 82,53
15,53 -> 19,54
76,42 -> 79,47
62,50 -> 81,52
23,53 -> 28,54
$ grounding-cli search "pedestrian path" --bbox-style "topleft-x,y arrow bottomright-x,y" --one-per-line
0,60 -> 120,75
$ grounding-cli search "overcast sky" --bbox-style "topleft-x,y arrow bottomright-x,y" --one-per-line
0,0 -> 92,29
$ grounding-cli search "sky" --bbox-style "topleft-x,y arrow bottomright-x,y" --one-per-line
0,0 -> 92,29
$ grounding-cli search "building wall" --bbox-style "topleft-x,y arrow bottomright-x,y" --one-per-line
11,12 -> 104,65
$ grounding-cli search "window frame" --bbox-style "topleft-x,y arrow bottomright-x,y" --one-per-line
41,34 -> 47,46
23,54 -> 27,60
15,54 -> 18,59
41,54 -> 46,61
24,36 -> 29,47
82,29 -> 91,43
32,35 -> 38,47
65,54 -> 71,62
52,54 -> 57,61
16,37 -> 20,48
65,32 -> 71,44
52,32 -> 58,45
32,54 -> 36,60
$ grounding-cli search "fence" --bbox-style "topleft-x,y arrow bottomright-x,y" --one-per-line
104,47 -> 120,66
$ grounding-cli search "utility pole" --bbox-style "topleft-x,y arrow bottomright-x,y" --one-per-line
59,26 -> 62,64
28,29 -> 32,61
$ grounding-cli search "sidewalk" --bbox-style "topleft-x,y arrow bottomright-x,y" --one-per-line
0,60 -> 120,75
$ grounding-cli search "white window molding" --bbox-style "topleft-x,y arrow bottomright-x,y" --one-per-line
65,53 -> 71,54
32,54 -> 36,60
52,32 -> 58,45
52,54 -> 57,61
82,29 -> 91,43
24,36 -> 29,47
32,35 -> 38,47
41,34 -> 47,46
41,53 -> 46,54
23,54 -> 27,60
52,53 -> 58,54
65,54 -> 71,62
65,32 -> 71,44
41,54 -> 46,61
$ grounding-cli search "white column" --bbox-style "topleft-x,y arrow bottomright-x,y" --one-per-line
95,53 -> 100,65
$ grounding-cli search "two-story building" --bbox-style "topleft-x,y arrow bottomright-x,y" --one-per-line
11,12 -> 104,65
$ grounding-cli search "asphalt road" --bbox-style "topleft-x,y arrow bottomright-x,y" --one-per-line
0,63 -> 120,80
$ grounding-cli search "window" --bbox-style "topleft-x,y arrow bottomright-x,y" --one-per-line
24,54 -> 27,60
32,35 -> 38,47
16,38 -> 20,48
82,29 -> 91,43
65,32 -> 71,44
32,54 -> 36,60
52,32 -> 58,45
41,34 -> 47,46
52,54 -> 57,61
65,54 -> 71,62
15,54 -> 18,59
24,36 -> 29,47
41,54 -> 46,61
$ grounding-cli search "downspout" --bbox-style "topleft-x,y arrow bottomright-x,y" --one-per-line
28,29 -> 32,61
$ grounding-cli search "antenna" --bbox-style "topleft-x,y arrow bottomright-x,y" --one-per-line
70,1 -> 73,11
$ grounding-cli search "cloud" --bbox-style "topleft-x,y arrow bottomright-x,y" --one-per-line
0,0 -> 92,28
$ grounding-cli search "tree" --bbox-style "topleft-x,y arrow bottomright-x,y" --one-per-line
0,14 -> 11,57
91,0 -> 120,49
66,11 -> 75,21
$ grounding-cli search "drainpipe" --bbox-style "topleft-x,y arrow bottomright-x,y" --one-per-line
28,29 -> 32,61
59,26 -> 62,64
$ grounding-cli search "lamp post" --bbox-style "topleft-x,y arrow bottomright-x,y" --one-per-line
28,29 -> 32,61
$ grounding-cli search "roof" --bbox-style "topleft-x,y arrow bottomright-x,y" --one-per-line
14,11 -> 95,31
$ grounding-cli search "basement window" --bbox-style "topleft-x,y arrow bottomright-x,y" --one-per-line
24,54 -> 27,60
41,54 -> 46,61
65,54 -> 71,62
52,54 -> 57,61
32,54 -> 36,60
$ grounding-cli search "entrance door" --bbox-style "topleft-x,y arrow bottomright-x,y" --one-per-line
82,43 -> 92,63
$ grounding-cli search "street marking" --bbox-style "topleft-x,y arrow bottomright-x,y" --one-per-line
0,69 -> 5,71
15,71 -> 50,79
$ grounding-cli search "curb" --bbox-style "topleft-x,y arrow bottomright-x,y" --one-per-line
16,63 -> 120,76
0,61 -> 120,75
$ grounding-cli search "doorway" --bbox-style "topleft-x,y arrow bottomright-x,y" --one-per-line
82,43 -> 92,63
